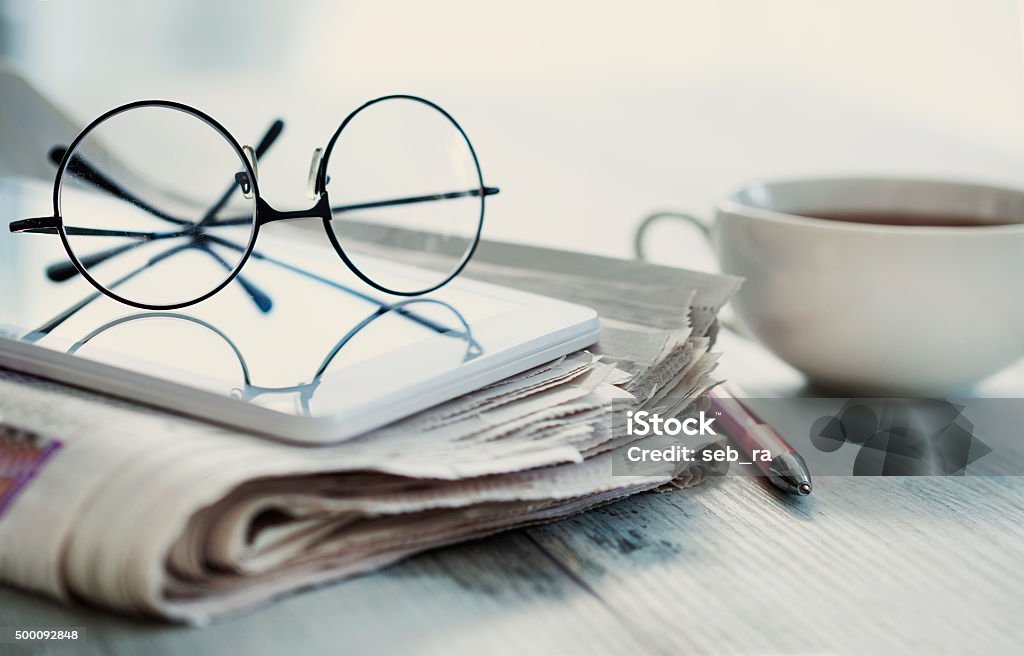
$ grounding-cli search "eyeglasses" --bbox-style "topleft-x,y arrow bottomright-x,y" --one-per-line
8,95 -> 499,310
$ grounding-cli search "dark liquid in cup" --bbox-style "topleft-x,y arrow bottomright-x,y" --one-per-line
801,211 -> 1020,228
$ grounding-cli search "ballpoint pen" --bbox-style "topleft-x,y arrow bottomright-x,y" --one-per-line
708,382 -> 813,496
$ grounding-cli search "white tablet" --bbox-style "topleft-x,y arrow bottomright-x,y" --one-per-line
0,181 -> 598,444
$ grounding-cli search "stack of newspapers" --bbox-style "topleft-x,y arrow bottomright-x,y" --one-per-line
0,237 -> 739,624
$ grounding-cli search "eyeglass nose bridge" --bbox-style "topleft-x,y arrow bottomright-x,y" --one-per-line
256,194 -> 333,226
249,146 -> 333,226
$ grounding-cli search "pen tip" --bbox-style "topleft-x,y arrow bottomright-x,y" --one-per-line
798,482 -> 812,496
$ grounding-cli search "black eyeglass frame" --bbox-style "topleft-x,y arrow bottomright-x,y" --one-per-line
9,95 -> 497,311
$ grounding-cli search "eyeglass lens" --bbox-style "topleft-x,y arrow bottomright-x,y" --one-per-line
58,105 -> 257,308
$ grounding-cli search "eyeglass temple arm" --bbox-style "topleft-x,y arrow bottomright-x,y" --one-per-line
12,220 -> 265,310
10,229 -> 269,319
26,248 -> 271,341
331,186 -> 500,214
24,238 -> 273,339
46,241 -> 161,281
10,219 -> 185,240
202,187 -> 501,228
9,216 -> 60,234
197,243 -> 272,312
38,224 -> 381,306
24,241 -> 200,340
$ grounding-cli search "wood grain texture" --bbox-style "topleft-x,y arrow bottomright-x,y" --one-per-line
1,473 -> 1021,656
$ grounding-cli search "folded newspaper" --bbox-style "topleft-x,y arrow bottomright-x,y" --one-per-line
0,237 -> 739,624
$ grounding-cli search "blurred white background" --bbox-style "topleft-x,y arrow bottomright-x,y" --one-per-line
2,0 -> 1023,266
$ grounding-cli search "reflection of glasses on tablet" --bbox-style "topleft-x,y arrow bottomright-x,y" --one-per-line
64,299 -> 481,417
9,95 -> 500,310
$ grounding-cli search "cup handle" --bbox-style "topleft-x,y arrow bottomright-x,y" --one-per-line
633,211 -> 712,261
633,211 -> 754,340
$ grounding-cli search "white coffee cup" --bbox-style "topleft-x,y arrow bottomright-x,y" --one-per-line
636,177 -> 1024,395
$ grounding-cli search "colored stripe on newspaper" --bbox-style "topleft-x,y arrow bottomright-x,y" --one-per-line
0,425 -> 62,518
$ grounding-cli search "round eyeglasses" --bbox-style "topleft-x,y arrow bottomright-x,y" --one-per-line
8,95 -> 499,310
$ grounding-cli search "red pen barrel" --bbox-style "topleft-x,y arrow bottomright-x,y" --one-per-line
707,385 -> 812,495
